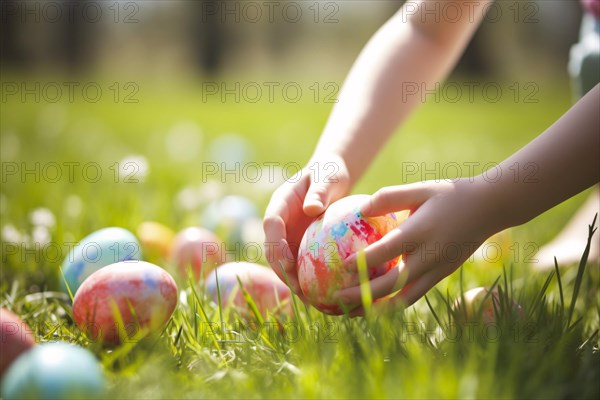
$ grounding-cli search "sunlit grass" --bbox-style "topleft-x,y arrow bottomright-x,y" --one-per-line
1,77 -> 598,398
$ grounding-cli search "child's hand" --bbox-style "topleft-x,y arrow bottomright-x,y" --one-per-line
334,178 -> 500,315
263,154 -> 351,297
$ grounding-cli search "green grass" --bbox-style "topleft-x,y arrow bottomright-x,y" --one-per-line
1,76 -> 599,399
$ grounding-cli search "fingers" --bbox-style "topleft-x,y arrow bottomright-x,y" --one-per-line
333,261 -> 409,307
263,210 -> 289,274
263,214 -> 286,246
264,195 -> 298,291
360,183 -> 431,217
346,269 -> 448,317
269,243 -> 303,295
344,223 -> 419,274
303,154 -> 350,217
392,267 -> 450,306
303,182 -> 330,217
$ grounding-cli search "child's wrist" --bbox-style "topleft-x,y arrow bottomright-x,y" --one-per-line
307,152 -> 354,188
458,176 -> 512,236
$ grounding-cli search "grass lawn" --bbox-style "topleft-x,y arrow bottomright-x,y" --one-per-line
1,76 -> 598,399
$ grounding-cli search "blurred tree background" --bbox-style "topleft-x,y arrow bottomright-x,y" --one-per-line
1,0 -> 583,80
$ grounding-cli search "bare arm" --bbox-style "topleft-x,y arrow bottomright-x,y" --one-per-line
337,84 -> 600,311
314,0 -> 492,186
264,0 -> 492,295
481,84 -> 600,231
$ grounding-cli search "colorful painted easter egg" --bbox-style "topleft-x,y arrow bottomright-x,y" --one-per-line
136,221 -> 175,262
0,309 -> 35,376
72,261 -> 177,345
170,227 -> 223,280
297,195 -> 403,315
1,342 -> 105,399
60,227 -> 142,295
205,262 -> 291,317
454,287 -> 523,324
201,196 -> 258,245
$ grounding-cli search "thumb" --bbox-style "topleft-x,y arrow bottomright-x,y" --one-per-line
302,154 -> 350,217
361,183 -> 431,217
303,179 -> 333,217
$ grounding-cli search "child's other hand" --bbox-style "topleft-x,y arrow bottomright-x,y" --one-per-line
334,178 -> 500,315
263,154 -> 351,298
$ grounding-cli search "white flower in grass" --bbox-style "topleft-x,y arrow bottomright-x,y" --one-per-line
118,154 -> 149,182
2,224 -> 22,243
32,225 -> 51,246
198,180 -> 223,203
30,208 -> 56,228
176,186 -> 201,212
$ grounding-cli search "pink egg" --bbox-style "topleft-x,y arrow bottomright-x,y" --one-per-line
170,227 -> 223,280
297,195 -> 404,314
0,308 -> 35,375
205,262 -> 292,317
72,261 -> 178,345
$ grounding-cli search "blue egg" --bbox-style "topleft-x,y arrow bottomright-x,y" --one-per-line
60,227 -> 142,295
1,342 -> 105,399
201,196 -> 258,244
208,133 -> 254,169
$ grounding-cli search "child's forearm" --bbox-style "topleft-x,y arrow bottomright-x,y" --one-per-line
312,0 -> 492,186
477,84 -> 600,232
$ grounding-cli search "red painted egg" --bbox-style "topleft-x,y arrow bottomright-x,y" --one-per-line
297,195 -> 403,314
0,308 -> 35,375
72,261 -> 178,345
205,262 -> 291,317
170,227 -> 223,280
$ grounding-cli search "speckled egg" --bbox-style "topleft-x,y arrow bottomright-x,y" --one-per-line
136,221 -> 175,262
72,261 -> 177,345
205,262 -> 291,317
0,309 -> 35,376
60,227 -> 142,295
170,227 -> 223,280
201,196 -> 258,244
454,287 -> 524,324
297,195 -> 403,314
1,342 -> 105,399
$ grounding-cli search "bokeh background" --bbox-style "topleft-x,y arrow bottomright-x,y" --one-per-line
1,0 -> 594,288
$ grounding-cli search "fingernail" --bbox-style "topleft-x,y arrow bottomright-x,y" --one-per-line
359,200 -> 371,215
305,195 -> 323,208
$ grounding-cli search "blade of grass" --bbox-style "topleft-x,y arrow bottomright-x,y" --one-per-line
357,249 -> 372,315
277,260 -> 304,324
213,267 -> 226,335
528,271 -> 555,318
459,267 -> 467,321
188,276 -> 222,355
502,264 -> 509,313
567,213 -> 597,329
235,275 -> 277,351
424,294 -> 443,328
553,257 -> 564,320
58,267 -> 74,302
